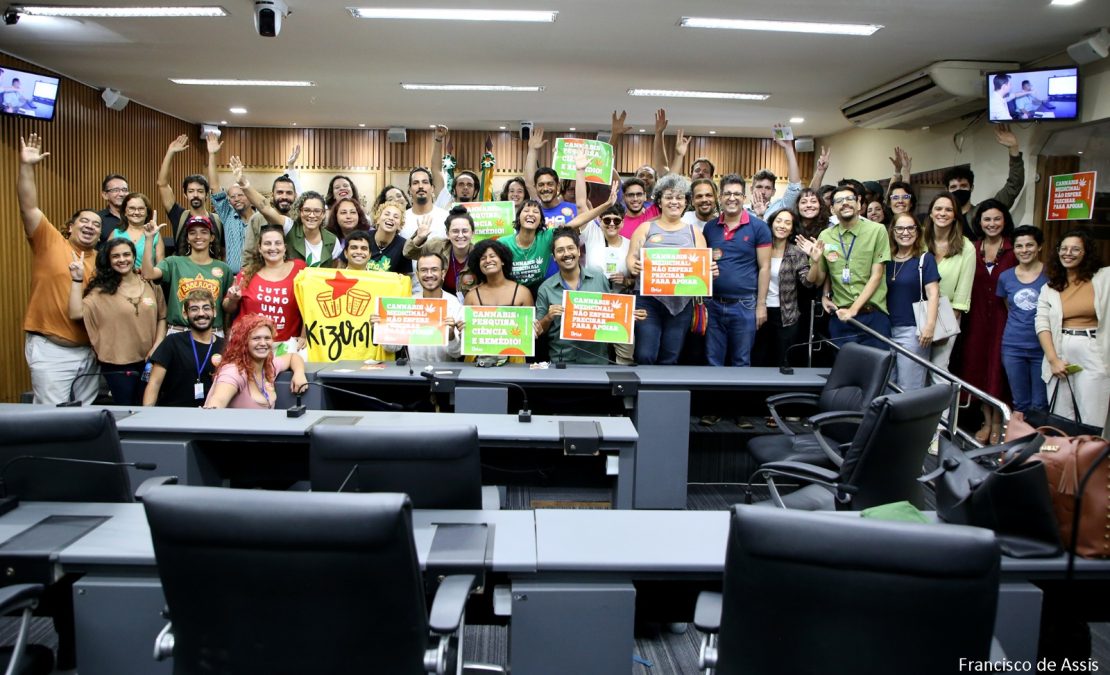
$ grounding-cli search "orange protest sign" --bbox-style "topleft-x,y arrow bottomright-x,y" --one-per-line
639,247 -> 712,296
559,290 -> 635,344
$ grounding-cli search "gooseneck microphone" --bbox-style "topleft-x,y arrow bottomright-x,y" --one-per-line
420,367 -> 532,423
0,456 -> 157,515
287,381 -> 404,418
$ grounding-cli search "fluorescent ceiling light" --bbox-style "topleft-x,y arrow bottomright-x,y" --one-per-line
172,79 -> 315,87
402,83 -> 544,92
1050,0 -> 1083,5
348,8 -> 557,22
229,107 -> 247,114
12,5 -> 227,17
681,16 -> 883,36
789,117 -> 805,124
628,88 -> 769,101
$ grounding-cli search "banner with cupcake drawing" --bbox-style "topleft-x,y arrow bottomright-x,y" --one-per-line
293,267 -> 412,362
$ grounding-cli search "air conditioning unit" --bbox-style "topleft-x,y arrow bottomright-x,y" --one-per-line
841,61 -> 1018,129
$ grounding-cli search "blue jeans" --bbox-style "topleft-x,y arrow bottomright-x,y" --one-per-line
634,296 -> 692,365
827,309 -> 891,352
1002,347 -> 1047,413
706,297 -> 757,367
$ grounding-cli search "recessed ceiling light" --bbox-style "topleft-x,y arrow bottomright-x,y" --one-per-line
1050,0 -> 1083,5
790,117 -> 805,124
709,130 -> 717,135
681,16 -> 883,36
499,125 -> 507,130
229,107 -> 247,114
220,120 -> 228,124
402,83 -> 543,92
172,79 -> 314,87
569,127 -> 576,131
1078,150 -> 1084,154
11,5 -> 228,17
639,129 -> 646,133
628,88 -> 769,101
348,8 -> 557,22
358,123 -> 366,127
291,122 -> 297,126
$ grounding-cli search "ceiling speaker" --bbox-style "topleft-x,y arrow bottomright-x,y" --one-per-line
101,88 -> 129,111
387,127 -> 407,143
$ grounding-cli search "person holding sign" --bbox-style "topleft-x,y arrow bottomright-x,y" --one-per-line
536,228 -> 619,364
404,205 -> 479,301
627,173 -> 715,365
373,252 -> 463,363
703,175 -> 772,367
524,127 -> 579,228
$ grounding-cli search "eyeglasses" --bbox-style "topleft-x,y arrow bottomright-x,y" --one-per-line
832,197 -> 857,205
889,194 -> 912,202
892,226 -> 916,234
105,187 -> 130,194
624,192 -> 645,199
720,191 -> 744,199
300,208 -> 325,216
601,216 -> 623,225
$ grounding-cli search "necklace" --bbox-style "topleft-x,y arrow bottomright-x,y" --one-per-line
890,254 -> 913,282
120,282 -> 145,316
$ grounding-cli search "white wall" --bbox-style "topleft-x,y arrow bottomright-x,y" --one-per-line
815,57 -> 1110,226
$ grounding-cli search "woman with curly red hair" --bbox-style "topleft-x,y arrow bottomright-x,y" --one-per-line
203,313 -> 307,409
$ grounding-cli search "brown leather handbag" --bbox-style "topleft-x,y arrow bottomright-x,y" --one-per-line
1009,413 -> 1110,559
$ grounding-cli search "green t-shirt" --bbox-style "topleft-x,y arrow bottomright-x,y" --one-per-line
498,228 -> 555,291
817,217 -> 890,313
156,256 -> 233,328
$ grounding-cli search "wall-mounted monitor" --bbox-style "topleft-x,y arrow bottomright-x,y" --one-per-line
986,66 -> 1079,123
0,66 -> 60,121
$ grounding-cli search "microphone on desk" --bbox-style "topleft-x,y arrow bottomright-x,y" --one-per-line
61,370 -> 140,407
0,456 -> 157,516
293,381 -> 404,415
420,367 -> 532,423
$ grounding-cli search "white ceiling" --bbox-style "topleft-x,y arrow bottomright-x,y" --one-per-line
1,0 -> 1107,137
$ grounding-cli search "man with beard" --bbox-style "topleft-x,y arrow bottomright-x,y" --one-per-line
241,172 -> 299,267
534,227 -> 619,365
690,158 -> 715,181
400,167 -> 449,240
941,124 -> 1023,239
747,133 -> 802,220
157,134 -> 226,257
97,173 -> 128,242
143,289 -> 224,406
18,133 -> 100,405
682,178 -> 718,230
209,134 -> 301,274
426,125 -> 482,208
803,185 -> 891,350
374,252 -> 463,363
523,126 -> 579,228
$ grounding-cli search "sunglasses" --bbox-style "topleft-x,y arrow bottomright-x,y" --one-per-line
601,216 -> 623,225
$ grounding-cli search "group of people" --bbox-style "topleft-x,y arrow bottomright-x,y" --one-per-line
16,108 -> 1108,432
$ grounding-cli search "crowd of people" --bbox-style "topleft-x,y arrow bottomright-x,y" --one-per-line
16,109 -> 1108,432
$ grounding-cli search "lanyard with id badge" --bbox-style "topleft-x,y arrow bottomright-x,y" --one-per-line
837,229 -> 857,284
192,338 -> 216,400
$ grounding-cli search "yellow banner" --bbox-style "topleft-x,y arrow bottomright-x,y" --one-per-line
293,267 -> 411,362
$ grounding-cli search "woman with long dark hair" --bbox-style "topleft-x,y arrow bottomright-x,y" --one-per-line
224,224 -> 307,348
959,199 -> 1017,443
922,193 -> 975,378
69,237 -> 166,404
752,209 -> 813,368
1036,229 -> 1108,430
203,313 -> 307,409
500,177 -> 528,207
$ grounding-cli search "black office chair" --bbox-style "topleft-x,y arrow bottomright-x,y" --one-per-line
694,504 -> 1001,675
748,384 -> 952,511
746,342 -> 894,470
310,425 -> 483,509
0,584 -> 54,675
144,485 -> 493,675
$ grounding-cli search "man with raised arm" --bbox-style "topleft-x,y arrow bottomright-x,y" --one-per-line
17,134 -> 99,404
748,127 -> 802,220
523,126 -> 579,228
400,166 -> 449,240
156,134 -> 223,256
427,125 -> 481,208
941,124 -> 1024,238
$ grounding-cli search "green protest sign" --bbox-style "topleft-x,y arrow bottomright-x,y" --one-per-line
462,306 -> 535,357
459,201 -> 517,241
552,138 -> 614,184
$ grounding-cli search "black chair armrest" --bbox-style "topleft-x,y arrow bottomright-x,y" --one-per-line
809,411 -> 864,467
766,393 -> 822,437
754,460 -> 840,487
429,574 -> 476,634
693,591 -> 722,633
0,584 -> 42,614
135,476 -> 179,502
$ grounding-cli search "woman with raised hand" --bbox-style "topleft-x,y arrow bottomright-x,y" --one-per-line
142,213 -> 232,334
404,205 -> 479,300
69,237 -> 166,404
223,223 -> 307,350
203,313 -> 307,409
1036,229 -> 1108,430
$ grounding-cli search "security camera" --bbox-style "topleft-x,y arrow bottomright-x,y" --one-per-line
520,121 -> 534,142
2,9 -> 20,26
254,0 -> 289,38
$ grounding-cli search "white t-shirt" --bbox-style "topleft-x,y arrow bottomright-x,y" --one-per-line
580,221 -> 630,281
681,211 -> 711,231
767,255 -> 783,308
401,205 -> 450,240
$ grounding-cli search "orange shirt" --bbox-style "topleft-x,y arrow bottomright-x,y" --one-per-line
1061,280 -> 1098,328
24,214 -> 96,344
